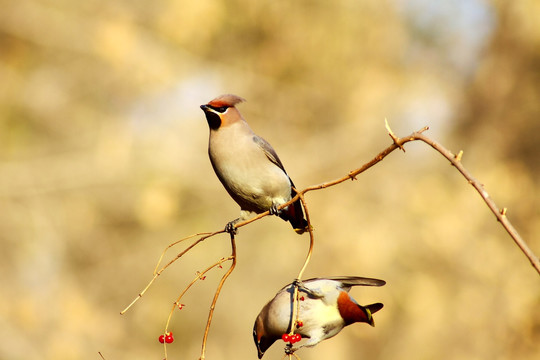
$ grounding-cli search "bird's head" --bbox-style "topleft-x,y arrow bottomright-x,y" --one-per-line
200,94 -> 246,130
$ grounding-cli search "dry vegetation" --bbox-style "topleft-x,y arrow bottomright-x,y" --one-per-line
1,1 -> 539,359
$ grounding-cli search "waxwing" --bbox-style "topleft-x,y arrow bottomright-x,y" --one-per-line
253,276 -> 385,358
200,94 -> 308,234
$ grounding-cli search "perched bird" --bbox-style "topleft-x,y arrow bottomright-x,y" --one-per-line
253,276 -> 385,358
200,94 -> 308,234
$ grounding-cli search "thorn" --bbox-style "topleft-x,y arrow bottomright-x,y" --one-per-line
500,208 -> 507,216
418,125 -> 430,133
455,150 -> 463,162
385,118 -> 405,152
348,171 -> 358,181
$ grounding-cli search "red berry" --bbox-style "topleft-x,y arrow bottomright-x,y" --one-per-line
291,334 -> 302,343
281,334 -> 290,342
158,335 -> 165,344
296,320 -> 303,328
290,335 -> 296,343
165,335 -> 174,343
299,296 -> 305,301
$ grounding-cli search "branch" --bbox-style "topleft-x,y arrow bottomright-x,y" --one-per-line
406,131 -> 540,273
199,232 -> 237,360
121,122 -> 538,359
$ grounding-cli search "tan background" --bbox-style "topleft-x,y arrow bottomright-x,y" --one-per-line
1,1 -> 539,359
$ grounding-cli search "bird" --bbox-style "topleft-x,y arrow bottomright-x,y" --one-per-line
200,94 -> 309,234
253,276 -> 385,358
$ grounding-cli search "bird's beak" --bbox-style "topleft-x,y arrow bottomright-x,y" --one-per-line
256,344 -> 265,359
200,104 -> 209,111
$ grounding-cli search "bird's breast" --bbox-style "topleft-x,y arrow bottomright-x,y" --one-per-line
208,126 -> 292,211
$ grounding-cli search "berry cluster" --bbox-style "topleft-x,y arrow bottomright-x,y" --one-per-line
281,333 -> 302,344
158,332 -> 174,344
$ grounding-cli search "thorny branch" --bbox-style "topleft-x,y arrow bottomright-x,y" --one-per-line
121,123 -> 539,359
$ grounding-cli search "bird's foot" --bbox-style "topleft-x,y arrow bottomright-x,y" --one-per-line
293,279 -> 324,299
269,204 -> 281,216
284,343 -> 295,355
225,219 -> 239,234
284,344 -> 302,359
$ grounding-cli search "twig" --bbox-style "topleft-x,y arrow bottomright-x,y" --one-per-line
159,257 -> 233,359
288,191 -> 315,341
295,191 -> 315,280
199,232 -> 237,360
153,232 -> 214,275
281,352 -> 301,360
120,231 -> 223,315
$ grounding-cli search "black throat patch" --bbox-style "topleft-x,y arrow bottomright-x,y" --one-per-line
204,111 -> 222,130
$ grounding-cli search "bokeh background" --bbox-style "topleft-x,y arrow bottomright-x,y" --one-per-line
1,0 -> 539,359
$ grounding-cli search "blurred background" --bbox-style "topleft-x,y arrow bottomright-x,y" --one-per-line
1,0 -> 539,359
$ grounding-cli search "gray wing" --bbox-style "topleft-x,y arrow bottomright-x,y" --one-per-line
278,276 -> 385,299
252,135 -> 288,175
304,276 -> 386,289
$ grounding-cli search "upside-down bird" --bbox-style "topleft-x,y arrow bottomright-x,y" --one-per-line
253,276 -> 385,358
200,94 -> 309,234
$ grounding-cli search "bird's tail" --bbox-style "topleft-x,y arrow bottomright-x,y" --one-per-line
363,302 -> 384,327
279,196 -> 309,234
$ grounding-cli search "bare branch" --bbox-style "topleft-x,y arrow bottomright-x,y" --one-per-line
121,122 -> 538,360
410,131 -> 540,273
199,232 -> 237,360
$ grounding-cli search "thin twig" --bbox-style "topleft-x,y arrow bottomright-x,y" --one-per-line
154,232 -> 214,275
281,353 -> 301,360
159,256 -> 233,359
120,231 -> 223,315
295,191 -> 315,280
288,191 -> 315,341
199,232 -> 237,360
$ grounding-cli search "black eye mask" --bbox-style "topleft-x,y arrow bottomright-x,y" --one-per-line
208,105 -> 229,113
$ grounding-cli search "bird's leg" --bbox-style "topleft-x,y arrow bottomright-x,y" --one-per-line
292,279 -> 324,299
225,218 -> 239,234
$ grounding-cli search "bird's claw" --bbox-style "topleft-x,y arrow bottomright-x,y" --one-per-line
293,279 -> 324,299
269,204 -> 280,216
284,343 -> 295,355
225,219 -> 238,234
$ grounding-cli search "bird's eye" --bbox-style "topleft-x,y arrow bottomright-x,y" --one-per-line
209,105 -> 229,113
